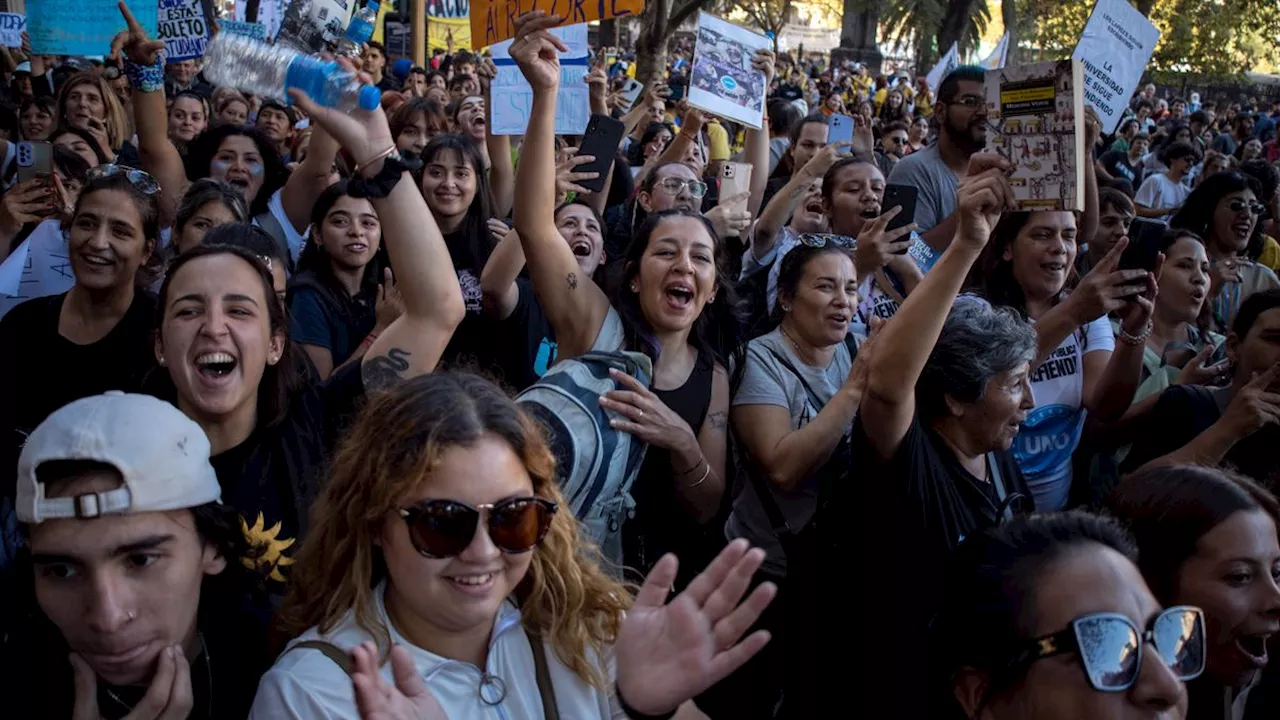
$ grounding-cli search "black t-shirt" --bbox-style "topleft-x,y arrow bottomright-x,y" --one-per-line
1122,384 -> 1280,486
440,227 -> 504,374
0,291 -> 157,497
851,412 -> 1031,715
208,360 -> 366,590
1099,149 -> 1146,189
489,279 -> 556,393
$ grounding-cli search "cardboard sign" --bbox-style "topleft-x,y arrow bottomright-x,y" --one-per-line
1071,0 -> 1160,134
471,0 -> 643,49
27,0 -> 158,56
0,13 -> 26,49
687,13 -> 770,129
220,20 -> 267,41
488,23 -> 589,135
158,0 -> 209,62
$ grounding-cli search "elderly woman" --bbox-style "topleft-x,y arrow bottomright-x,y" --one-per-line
850,154 -> 1038,716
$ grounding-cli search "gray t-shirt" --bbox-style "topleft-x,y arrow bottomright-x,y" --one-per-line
726,328 -> 853,576
886,143 -> 959,234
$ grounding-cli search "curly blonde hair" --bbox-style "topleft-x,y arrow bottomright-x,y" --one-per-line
279,372 -> 631,688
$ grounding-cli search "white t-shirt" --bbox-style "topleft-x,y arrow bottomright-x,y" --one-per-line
1013,316 -> 1114,511
249,582 -> 627,720
1134,173 -> 1192,221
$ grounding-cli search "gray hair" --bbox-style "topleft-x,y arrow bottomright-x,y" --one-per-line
175,178 -> 250,234
917,295 -> 1037,422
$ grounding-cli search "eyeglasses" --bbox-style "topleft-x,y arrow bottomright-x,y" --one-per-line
943,94 -> 985,108
654,177 -> 708,198
1227,199 -> 1267,216
86,164 -> 160,196
398,497 -> 557,558
1013,606 -> 1205,692
798,233 -> 856,249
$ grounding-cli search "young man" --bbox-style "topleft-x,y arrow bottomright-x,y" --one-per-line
1096,131 -> 1149,190
1078,188 -> 1136,277
1212,113 -> 1255,156
1135,141 -> 1198,221
0,393 -> 268,720
255,100 -> 297,161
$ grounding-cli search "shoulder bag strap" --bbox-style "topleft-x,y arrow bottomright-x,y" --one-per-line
526,629 -> 560,720
288,640 -> 355,675
987,454 -> 1014,523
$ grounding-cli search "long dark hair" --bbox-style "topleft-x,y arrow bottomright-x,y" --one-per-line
1170,171 -> 1262,256
929,511 -> 1140,718
291,181 -> 387,323
420,133 -> 494,269
184,125 -> 288,217
609,208 -> 742,367
155,242 -> 306,429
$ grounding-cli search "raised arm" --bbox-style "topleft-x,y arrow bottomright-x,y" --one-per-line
860,155 -> 1012,460
510,12 -> 612,361
742,50 -> 776,218
113,3 -> 186,224
291,69 -> 465,389
479,58 -> 515,219
279,125 -> 340,232
751,145 -> 839,258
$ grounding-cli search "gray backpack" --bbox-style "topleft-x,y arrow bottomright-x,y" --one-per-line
516,350 -> 652,571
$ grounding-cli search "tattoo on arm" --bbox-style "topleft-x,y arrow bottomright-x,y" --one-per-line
361,347 -> 412,391
566,272 -> 578,291
707,411 -> 728,431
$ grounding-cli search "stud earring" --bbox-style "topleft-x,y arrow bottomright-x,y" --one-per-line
781,304 -> 791,312
157,355 -> 165,366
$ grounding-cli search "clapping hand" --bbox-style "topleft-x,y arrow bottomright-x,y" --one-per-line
615,539 -> 776,716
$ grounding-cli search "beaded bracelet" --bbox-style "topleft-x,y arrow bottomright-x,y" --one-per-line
124,58 -> 165,94
1118,320 -> 1153,346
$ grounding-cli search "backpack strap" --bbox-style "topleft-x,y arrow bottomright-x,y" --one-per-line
288,640 -> 354,675
526,629 -> 560,720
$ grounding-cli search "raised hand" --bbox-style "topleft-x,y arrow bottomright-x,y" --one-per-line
615,539 -> 776,716
351,642 -> 448,720
704,194 -> 753,239
555,147 -> 600,202
71,646 -> 192,720
509,11 -> 566,94
750,49 -> 777,86
0,177 -> 57,229
287,59 -> 392,178
1176,345 -> 1230,387
1116,252 -> 1161,337
375,268 -> 405,332
1218,363 -> 1280,439
853,207 -> 916,275
111,1 -> 165,67
797,143 -> 844,182
1066,238 -> 1155,325
954,153 -> 1015,249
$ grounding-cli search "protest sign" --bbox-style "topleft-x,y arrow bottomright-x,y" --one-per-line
157,0 -> 209,62
687,13 -> 771,129
1071,0 -> 1160,134
471,0 -> 643,49
27,0 -> 157,56
429,17 -> 471,50
489,23 -> 589,136
0,221 -> 75,321
221,20 -> 268,41
0,14 -> 26,48
925,42 -> 958,93
277,0 -> 353,54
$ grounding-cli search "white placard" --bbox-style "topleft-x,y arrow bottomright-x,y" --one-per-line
0,221 -> 75,321
1071,0 -> 1161,134
0,13 -> 26,48
488,23 -> 590,137
687,12 -> 771,130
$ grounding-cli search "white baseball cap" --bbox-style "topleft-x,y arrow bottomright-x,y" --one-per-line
17,392 -> 221,523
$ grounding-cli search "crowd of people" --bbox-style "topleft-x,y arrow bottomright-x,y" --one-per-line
0,5 -> 1278,719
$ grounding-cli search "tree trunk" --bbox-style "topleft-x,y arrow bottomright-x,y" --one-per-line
1002,0 -> 1019,65
635,0 -> 707,84
833,0 -> 884,74
1136,0 -> 1156,15
936,0 -> 978,59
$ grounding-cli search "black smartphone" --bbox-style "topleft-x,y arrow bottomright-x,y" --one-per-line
883,184 -> 918,254
1120,218 -> 1167,273
575,114 -> 626,194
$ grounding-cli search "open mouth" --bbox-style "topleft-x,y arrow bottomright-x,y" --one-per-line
664,283 -> 695,308
225,176 -> 250,190
81,253 -> 113,268
445,572 -> 495,593
570,239 -> 593,257
1237,634 -> 1271,666
1233,222 -> 1253,237
195,351 -> 238,378
343,242 -> 369,254
804,199 -> 824,215
1041,261 -> 1067,273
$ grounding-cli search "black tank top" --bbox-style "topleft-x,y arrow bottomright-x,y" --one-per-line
623,350 -> 719,585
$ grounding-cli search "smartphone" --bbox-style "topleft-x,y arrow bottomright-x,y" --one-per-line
883,184 -> 919,243
1120,218 -> 1167,273
618,78 -> 644,112
828,114 -> 855,146
16,141 -> 53,184
718,162 -> 752,214
574,114 -> 627,194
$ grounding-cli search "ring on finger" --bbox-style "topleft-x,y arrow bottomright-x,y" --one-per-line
636,409 -> 644,419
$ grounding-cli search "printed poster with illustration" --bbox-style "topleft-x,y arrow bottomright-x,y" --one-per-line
687,12 -> 770,130
984,59 -> 1087,212
276,0 -> 353,54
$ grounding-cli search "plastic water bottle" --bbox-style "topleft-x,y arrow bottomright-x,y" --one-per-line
202,33 -> 382,112
336,1 -> 380,58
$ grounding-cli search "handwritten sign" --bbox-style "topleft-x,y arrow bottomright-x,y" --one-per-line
471,0 -> 643,49
27,0 -> 158,56
220,20 -> 266,41
158,0 -> 209,62
0,13 -> 26,48
489,23 -> 589,135
1072,0 -> 1160,134
0,221 -> 75,321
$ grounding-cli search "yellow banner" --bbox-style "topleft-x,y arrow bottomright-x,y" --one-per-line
429,16 -> 472,51
372,1 -> 392,43
471,0 -> 644,48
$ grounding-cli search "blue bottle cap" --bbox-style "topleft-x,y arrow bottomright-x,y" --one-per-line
358,85 -> 382,111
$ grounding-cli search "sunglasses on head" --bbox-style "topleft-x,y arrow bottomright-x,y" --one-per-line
798,232 -> 856,249
86,164 -> 160,196
1013,606 -> 1205,692
399,497 -> 557,559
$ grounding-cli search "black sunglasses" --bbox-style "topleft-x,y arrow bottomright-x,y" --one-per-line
399,497 -> 557,558
1013,606 -> 1205,692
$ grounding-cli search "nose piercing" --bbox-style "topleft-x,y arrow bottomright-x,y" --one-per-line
126,611 -> 136,621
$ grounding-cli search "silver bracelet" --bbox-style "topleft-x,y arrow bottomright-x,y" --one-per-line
1119,320 -> 1153,346
686,461 -> 711,488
